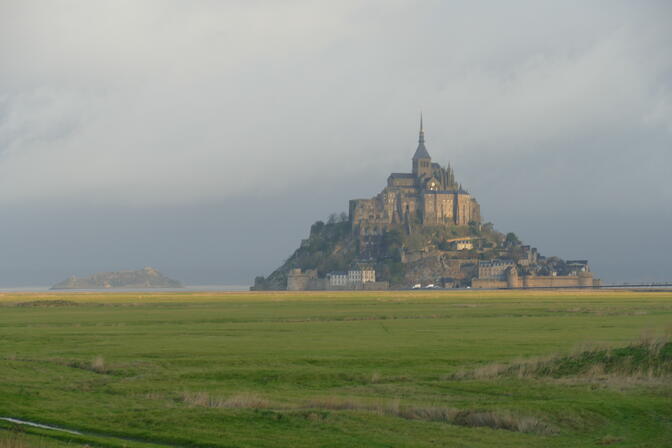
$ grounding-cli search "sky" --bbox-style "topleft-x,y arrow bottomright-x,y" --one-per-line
1,0 -> 671,286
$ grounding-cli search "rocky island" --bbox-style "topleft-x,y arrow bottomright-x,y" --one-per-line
254,117 -> 599,290
51,267 -> 183,290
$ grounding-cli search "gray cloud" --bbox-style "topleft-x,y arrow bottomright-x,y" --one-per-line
0,1 -> 670,285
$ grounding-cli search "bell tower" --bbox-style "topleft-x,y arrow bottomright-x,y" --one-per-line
412,114 -> 432,180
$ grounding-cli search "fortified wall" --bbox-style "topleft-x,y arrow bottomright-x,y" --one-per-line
286,269 -> 326,291
472,266 -> 600,289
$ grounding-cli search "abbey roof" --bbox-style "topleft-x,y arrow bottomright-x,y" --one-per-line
413,142 -> 431,160
389,173 -> 414,178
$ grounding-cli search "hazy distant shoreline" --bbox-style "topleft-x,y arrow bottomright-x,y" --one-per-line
1,284 -> 670,293
0,285 -> 251,293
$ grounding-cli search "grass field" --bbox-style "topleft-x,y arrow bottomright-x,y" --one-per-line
0,289 -> 671,447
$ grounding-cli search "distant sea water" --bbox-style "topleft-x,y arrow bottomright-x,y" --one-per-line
0,285 -> 251,293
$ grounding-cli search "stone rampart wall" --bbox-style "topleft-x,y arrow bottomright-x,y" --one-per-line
471,279 -> 509,289
363,281 -> 389,290
473,273 -> 597,289
522,273 -> 593,288
287,274 -> 311,291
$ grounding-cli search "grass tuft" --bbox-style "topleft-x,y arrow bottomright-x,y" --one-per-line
303,397 -> 553,434
180,392 -> 270,409
90,355 -> 106,373
455,335 -> 672,382
66,356 -> 108,374
0,434 -> 27,448
0,431 -> 50,448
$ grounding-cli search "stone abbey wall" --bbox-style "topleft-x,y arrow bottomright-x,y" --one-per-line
350,188 -> 480,239
421,192 -> 455,225
350,189 -> 480,233
456,194 -> 481,225
421,192 -> 480,226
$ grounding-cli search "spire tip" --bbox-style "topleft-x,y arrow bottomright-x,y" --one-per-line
419,112 -> 425,144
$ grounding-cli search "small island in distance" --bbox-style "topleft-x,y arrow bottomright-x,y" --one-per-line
50,267 -> 183,290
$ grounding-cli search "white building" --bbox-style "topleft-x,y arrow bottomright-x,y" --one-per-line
327,272 -> 348,288
361,269 -> 376,283
348,270 -> 363,284
452,239 -> 474,251
327,269 -> 376,289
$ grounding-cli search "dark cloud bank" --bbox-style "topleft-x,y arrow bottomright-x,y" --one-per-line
1,1 -> 670,286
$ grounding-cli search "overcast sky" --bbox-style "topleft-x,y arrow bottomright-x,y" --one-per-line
1,1 -> 671,286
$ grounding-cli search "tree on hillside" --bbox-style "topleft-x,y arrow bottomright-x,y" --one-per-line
504,232 -> 521,248
311,220 -> 325,236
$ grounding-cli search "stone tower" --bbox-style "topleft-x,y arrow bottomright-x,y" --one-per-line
412,114 -> 432,181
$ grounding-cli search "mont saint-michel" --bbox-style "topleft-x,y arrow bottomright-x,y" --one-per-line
254,118 -> 599,291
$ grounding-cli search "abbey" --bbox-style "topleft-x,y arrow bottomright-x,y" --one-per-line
349,116 -> 481,236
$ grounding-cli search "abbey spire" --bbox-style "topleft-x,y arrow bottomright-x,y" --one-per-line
413,113 -> 431,160
412,114 -> 432,179
419,113 -> 425,143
